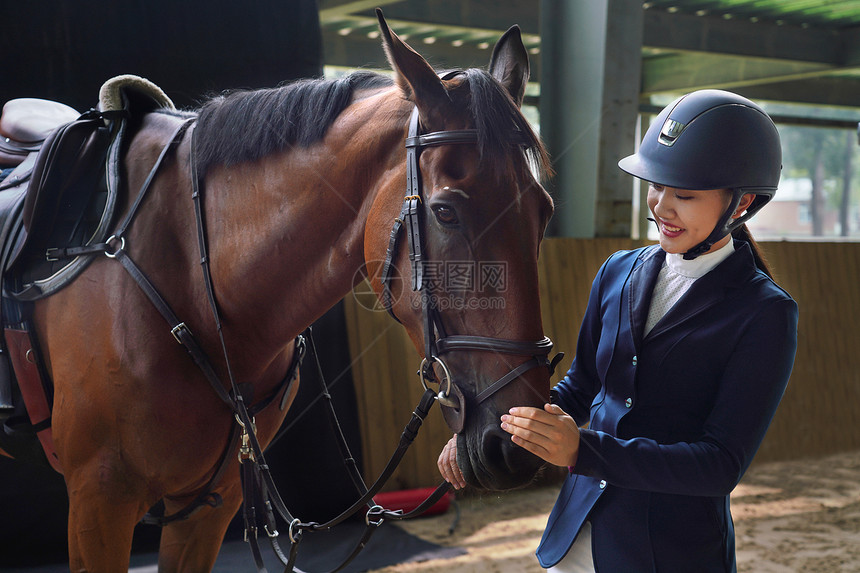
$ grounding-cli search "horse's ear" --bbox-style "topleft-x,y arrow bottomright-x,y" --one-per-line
488,25 -> 529,108
376,9 -> 449,115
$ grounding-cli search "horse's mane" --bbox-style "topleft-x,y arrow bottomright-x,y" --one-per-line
192,68 -> 549,180
192,71 -> 391,176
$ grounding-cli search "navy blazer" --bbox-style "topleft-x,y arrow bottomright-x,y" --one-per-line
536,242 -> 798,572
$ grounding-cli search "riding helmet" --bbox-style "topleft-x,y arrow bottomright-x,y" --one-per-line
618,89 -> 781,259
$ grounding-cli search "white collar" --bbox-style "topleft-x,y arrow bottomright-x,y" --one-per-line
665,239 -> 735,279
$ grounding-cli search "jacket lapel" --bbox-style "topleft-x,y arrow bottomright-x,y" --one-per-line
645,241 -> 757,340
629,246 -> 665,346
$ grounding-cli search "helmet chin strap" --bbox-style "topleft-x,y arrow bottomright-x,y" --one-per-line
682,190 -> 745,260
648,188 -> 769,261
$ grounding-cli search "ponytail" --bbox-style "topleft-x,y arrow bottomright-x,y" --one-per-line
732,224 -> 772,278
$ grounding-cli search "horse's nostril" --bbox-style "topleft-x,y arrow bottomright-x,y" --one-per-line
481,425 -> 540,472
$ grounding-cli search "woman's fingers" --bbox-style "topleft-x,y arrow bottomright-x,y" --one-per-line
500,404 -> 580,467
437,434 -> 466,489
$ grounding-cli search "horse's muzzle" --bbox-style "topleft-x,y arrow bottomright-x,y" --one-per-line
458,424 -> 544,491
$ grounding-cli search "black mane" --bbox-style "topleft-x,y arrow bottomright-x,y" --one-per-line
193,71 -> 393,176
192,68 -> 549,180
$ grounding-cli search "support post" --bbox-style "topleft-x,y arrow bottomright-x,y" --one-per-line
540,0 -> 643,238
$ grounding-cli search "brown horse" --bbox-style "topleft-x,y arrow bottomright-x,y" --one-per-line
30,13 -> 555,571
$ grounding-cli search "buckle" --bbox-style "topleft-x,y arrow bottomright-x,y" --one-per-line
171,322 -> 191,344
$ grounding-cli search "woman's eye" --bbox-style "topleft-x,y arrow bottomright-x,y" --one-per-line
674,193 -> 693,200
433,205 -> 459,226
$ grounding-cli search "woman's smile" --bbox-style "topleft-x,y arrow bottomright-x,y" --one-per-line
656,217 -> 684,238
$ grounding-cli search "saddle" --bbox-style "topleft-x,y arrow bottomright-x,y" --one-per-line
0,98 -> 80,167
0,75 -> 175,471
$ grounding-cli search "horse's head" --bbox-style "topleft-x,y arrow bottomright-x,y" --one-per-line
364,11 -> 558,491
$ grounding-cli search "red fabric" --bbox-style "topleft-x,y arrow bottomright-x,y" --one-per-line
374,487 -> 452,516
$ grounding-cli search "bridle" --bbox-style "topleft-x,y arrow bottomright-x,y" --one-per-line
379,104 -> 564,433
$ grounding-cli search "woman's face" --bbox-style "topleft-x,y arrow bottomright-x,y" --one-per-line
647,184 -> 745,255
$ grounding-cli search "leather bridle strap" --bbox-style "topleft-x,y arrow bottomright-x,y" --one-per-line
379,105 -> 564,422
436,334 -> 554,355
434,328 -> 562,405
380,106 -> 480,320
476,356 -> 549,404
434,334 -> 560,404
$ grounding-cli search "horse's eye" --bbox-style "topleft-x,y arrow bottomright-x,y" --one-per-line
433,205 -> 459,226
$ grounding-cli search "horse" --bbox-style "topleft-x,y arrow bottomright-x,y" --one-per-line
24,11 -> 557,571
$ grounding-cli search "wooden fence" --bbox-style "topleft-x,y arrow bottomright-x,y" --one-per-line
343,239 -> 860,490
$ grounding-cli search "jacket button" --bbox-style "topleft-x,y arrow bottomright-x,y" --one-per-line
625,397 -> 633,408
632,355 -> 638,366
599,480 -> 607,489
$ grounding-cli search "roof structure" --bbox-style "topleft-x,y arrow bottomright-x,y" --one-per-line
318,0 -> 860,110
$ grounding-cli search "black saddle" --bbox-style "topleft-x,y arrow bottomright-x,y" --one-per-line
0,109 -> 120,296
0,77 -> 172,459
0,101 -> 124,440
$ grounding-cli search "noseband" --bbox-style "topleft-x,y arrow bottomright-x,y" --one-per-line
380,104 -> 563,433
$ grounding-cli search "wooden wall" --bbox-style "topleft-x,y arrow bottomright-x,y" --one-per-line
754,241 -> 860,462
343,239 -> 860,489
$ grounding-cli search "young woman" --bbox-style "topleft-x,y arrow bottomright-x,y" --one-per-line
438,89 -> 799,572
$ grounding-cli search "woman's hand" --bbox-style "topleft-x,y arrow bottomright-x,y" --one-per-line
501,404 -> 581,468
437,434 -> 466,490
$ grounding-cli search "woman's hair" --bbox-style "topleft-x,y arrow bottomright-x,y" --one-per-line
732,224 -> 772,278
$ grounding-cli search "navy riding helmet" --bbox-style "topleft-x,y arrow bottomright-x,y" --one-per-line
618,89 -> 781,259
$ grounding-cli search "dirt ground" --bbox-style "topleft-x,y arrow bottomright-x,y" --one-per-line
375,449 -> 860,572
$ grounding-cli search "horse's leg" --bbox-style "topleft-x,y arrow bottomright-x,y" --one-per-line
64,461 -> 147,572
157,482 -> 244,572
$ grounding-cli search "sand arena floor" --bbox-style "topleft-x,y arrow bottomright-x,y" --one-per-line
373,450 -> 860,572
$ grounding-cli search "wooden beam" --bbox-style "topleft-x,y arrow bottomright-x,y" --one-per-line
342,0 -> 540,35
739,77 -> 860,109
318,0 -> 404,20
642,52 -> 842,95
643,10 -> 841,65
321,28 -> 541,78
323,29 -> 490,70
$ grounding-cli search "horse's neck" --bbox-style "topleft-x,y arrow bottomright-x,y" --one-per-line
201,104 -> 404,364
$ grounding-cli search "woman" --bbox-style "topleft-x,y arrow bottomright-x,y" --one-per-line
438,89 -> 799,572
